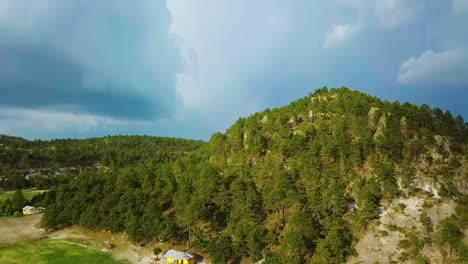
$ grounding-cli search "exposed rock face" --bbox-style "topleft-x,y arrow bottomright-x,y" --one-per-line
430,149 -> 444,163
415,176 -> 440,198
373,114 -> 387,140
243,132 -> 248,150
348,196 -> 455,264
400,116 -> 408,135
455,180 -> 468,196
287,117 -> 296,126
434,135 -> 451,153
310,93 -> 337,103
297,115 -> 304,123
368,107 -> 380,128
293,129 -> 305,136
434,135 -> 443,146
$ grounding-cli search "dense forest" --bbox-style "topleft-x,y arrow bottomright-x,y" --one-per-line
2,88 -> 467,263
0,135 -> 204,189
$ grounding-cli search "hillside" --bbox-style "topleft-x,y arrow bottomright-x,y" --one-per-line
3,87 -> 467,263
202,87 -> 468,263
0,135 -> 205,189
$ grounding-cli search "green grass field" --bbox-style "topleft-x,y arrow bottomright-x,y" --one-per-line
0,239 -> 129,264
0,190 -> 45,201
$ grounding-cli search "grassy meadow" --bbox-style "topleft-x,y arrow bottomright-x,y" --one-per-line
0,190 -> 45,201
0,239 -> 129,264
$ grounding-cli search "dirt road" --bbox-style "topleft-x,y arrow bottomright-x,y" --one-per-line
0,215 -> 157,263
0,214 -> 45,246
0,215 -> 205,263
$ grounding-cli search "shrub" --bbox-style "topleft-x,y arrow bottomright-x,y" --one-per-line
153,247 -> 162,256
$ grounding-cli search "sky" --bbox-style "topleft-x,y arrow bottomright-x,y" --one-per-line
0,0 -> 467,140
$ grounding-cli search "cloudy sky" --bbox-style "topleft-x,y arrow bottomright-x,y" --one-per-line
0,0 -> 467,140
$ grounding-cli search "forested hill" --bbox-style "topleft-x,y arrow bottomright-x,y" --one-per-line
31,88 -> 468,263
0,135 -> 205,189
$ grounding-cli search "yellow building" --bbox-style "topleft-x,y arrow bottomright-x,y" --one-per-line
163,249 -> 195,264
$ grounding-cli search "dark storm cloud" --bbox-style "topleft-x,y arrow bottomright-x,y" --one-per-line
0,0 -> 181,120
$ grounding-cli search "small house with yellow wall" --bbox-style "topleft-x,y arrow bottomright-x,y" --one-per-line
163,249 -> 195,264
22,206 -> 44,215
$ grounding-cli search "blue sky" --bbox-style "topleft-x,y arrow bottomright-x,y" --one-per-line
0,0 -> 467,140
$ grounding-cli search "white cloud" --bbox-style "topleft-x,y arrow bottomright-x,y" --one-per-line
337,0 -> 423,29
374,0 -> 422,29
168,1 -> 293,130
0,0 -> 181,120
168,0 -> 465,136
0,107 -> 124,136
453,0 -> 468,14
397,48 -> 468,84
323,23 -> 362,48
321,0 -> 421,48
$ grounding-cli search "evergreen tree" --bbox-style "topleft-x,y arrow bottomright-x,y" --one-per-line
12,190 -> 25,213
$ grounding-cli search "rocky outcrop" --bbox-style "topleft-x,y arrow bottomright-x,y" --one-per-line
373,114 -> 387,140
348,196 -> 455,264
310,93 -> 337,103
368,107 -> 380,128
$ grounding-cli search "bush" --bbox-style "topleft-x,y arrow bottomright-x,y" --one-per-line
153,247 -> 162,256
396,203 -> 406,213
380,230 -> 389,237
422,200 -> 433,209
419,211 -> 433,233
436,217 -> 462,247
455,196 -> 468,229
414,256 -> 429,264
386,224 -> 405,233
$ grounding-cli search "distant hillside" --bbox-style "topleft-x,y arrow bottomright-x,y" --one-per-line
8,87 -> 467,263
0,135 -> 205,189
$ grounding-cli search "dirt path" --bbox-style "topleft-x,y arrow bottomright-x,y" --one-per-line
0,215 -> 205,263
0,214 -> 45,246
0,215 -> 155,263
49,227 -> 208,263
49,226 -> 159,263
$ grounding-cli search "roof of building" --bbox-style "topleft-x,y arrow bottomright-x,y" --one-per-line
163,249 -> 194,260
22,206 -> 35,210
